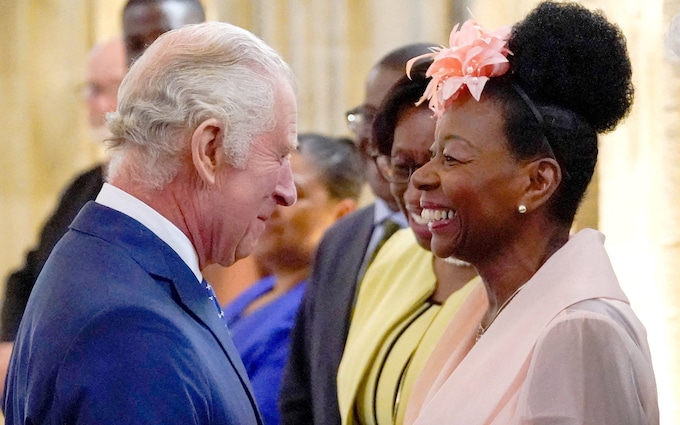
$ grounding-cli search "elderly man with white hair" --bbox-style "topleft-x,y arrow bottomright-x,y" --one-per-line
3,22 -> 298,425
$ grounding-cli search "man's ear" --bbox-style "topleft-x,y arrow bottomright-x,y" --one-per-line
331,198 -> 358,221
191,118 -> 225,185
518,157 -> 562,213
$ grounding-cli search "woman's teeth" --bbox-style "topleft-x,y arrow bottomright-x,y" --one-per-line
421,208 -> 455,222
411,212 -> 429,225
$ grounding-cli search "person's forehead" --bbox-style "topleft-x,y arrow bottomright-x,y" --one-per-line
364,67 -> 404,109
88,46 -> 126,79
291,151 -> 319,177
278,80 -> 299,151
251,87 -> 298,156
123,2 -> 198,35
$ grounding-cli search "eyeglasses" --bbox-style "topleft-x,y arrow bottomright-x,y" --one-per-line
375,155 -> 419,184
345,105 -> 377,138
78,79 -> 122,100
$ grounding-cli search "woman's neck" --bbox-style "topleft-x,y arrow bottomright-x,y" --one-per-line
273,266 -> 309,293
242,266 -> 308,316
476,226 -> 569,325
431,256 -> 478,304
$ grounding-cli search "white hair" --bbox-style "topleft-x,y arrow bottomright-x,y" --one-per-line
106,21 -> 296,189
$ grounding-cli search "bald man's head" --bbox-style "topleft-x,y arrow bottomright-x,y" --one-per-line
83,37 -> 127,137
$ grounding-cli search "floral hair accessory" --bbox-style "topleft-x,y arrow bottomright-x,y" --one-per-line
406,19 -> 512,117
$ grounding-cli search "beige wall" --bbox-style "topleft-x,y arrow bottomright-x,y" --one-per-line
0,0 -> 678,422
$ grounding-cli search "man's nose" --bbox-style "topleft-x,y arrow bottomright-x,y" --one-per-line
273,159 -> 297,206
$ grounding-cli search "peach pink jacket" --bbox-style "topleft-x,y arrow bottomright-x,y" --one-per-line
405,229 -> 659,425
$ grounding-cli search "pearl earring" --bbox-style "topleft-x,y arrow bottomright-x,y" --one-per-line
518,205 -> 527,214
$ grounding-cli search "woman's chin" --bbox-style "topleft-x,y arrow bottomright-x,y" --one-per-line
409,221 -> 433,250
408,217 -> 432,240
430,236 -> 456,260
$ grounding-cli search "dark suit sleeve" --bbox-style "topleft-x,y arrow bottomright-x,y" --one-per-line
0,166 -> 104,341
278,258 -> 317,424
279,206 -> 375,425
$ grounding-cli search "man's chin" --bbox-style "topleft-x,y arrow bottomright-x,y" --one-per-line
233,235 -> 260,263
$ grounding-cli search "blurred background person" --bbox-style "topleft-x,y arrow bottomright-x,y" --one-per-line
83,37 -> 128,147
279,43 -> 436,425
224,132 -> 365,425
0,0 -> 206,397
337,61 -> 480,425
0,36 -> 127,389
123,0 -> 206,67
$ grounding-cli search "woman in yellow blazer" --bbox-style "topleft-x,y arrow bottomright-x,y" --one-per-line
337,61 -> 481,425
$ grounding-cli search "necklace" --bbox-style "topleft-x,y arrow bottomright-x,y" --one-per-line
442,256 -> 472,267
475,283 -> 527,343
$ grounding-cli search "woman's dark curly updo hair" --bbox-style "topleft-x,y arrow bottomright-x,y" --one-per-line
374,59 -> 433,157
485,1 -> 634,225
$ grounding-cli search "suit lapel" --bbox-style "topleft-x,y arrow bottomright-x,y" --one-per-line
71,203 -> 262,422
341,205 -> 376,283
171,274 -> 262,421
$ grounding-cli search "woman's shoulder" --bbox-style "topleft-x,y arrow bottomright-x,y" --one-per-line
522,298 -> 658,423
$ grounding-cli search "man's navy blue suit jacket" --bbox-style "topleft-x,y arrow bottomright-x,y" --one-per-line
3,202 -> 262,424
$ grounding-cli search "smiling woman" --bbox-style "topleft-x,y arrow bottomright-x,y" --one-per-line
404,2 -> 658,424
337,61 -> 480,425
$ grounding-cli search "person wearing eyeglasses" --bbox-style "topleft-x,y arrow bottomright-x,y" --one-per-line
336,60 -> 481,425
279,43 -> 436,425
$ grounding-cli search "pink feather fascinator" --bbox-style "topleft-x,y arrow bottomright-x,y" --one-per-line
407,19 -> 513,117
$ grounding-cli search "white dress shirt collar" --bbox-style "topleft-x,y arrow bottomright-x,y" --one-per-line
95,183 -> 202,283
373,197 -> 408,228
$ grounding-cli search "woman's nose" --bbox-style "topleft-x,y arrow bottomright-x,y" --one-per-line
411,159 -> 438,192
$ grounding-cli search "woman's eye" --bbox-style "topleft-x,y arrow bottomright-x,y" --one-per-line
443,154 -> 458,164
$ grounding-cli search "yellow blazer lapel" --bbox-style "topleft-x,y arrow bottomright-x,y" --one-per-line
338,230 -> 435,424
